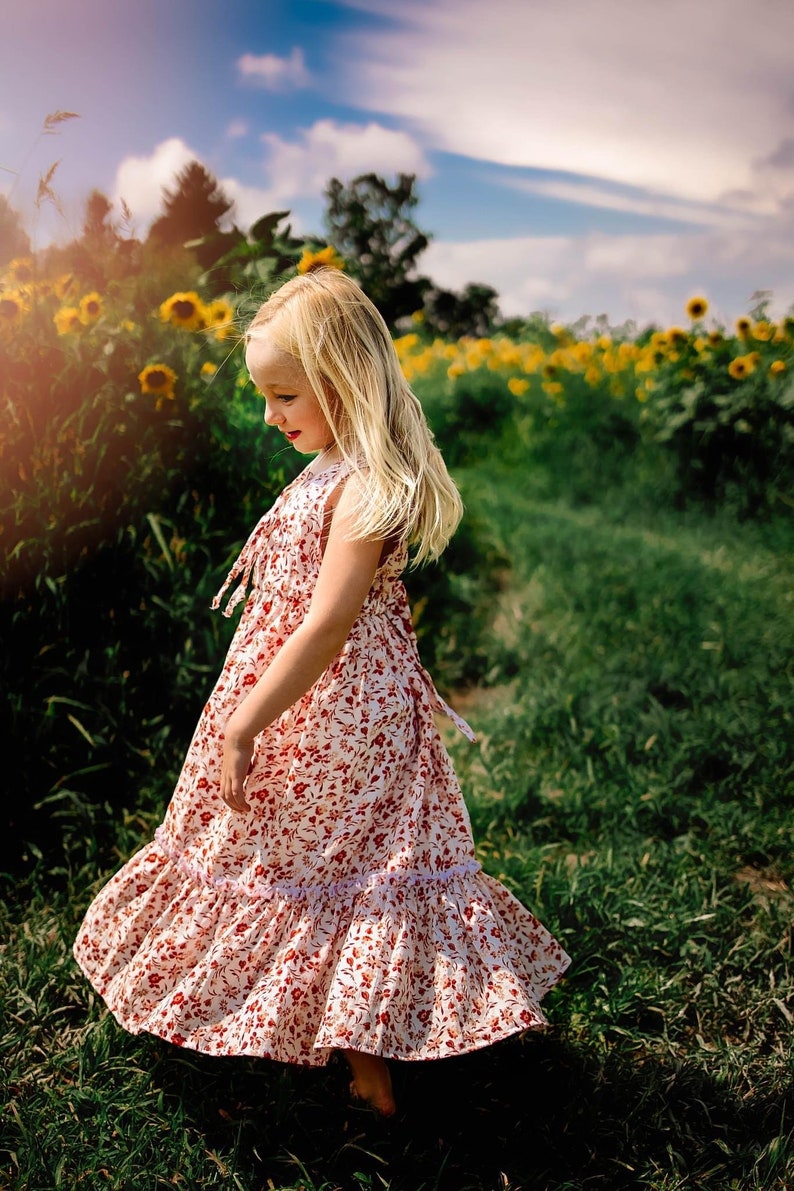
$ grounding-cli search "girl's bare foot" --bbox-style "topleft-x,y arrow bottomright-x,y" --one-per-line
342,1049 -> 396,1117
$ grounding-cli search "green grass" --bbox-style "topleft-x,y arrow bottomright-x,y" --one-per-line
2,459 -> 793,1190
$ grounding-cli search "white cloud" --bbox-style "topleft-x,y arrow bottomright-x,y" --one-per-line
237,47 -> 311,91
108,118 -> 427,238
583,234 -> 691,279
257,118 -> 430,205
422,218 -> 794,327
113,137 -> 198,228
336,0 -> 794,212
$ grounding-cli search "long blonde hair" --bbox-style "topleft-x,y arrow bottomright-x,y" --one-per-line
247,268 -> 463,563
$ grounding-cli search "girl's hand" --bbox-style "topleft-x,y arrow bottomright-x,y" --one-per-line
220,721 -> 256,813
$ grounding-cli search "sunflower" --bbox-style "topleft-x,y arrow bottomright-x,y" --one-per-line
666,326 -> 687,347
0,293 -> 25,331
139,363 -> 177,400
707,330 -> 723,347
297,245 -> 345,275
79,291 -> 103,324
54,306 -> 84,336
769,359 -> 786,376
507,376 -> 529,396
685,295 -> 708,320
159,292 -> 207,331
735,317 -> 751,339
200,361 -> 218,378
7,257 -> 34,285
751,320 -> 772,342
205,298 -> 236,340
728,355 -> 754,380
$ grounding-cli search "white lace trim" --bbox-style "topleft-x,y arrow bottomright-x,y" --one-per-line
153,826 -> 480,903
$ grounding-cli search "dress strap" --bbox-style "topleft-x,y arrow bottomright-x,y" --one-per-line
211,516 -> 272,618
421,667 -> 477,742
385,589 -> 477,742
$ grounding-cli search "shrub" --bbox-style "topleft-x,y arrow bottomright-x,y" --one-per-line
642,307 -> 794,514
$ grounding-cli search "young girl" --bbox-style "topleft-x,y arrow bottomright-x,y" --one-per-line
74,267 -> 570,1117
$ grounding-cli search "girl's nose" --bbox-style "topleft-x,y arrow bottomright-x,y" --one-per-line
263,399 -> 283,426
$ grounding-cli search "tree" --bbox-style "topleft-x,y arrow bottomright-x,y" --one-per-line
421,282 -> 501,339
148,162 -> 243,275
324,173 -> 430,328
81,189 -> 116,245
0,196 -> 31,267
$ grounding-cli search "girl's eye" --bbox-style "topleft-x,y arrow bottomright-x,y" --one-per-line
278,394 -> 296,403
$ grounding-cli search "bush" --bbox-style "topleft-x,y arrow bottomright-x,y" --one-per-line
642,312 -> 794,514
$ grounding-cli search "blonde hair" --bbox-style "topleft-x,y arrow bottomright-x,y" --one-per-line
247,268 -> 463,564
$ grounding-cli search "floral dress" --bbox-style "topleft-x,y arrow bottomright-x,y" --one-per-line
74,461 -> 570,1065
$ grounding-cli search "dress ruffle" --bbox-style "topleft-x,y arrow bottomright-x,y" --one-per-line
74,837 -> 570,1065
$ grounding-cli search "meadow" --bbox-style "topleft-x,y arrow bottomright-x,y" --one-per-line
1,246 -> 793,1190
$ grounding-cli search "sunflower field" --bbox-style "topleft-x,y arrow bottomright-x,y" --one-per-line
2,220 -> 794,1190
396,295 -> 794,512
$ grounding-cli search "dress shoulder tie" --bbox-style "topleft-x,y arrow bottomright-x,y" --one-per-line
211,516 -> 273,617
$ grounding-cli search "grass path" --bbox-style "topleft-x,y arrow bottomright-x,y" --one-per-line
2,465 -> 793,1190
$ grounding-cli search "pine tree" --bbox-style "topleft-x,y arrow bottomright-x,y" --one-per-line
149,162 -> 235,248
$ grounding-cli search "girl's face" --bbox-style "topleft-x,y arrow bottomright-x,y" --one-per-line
246,334 -> 336,456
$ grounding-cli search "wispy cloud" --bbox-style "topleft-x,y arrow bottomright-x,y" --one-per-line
335,0 -> 794,211
237,47 -> 311,91
505,178 -> 761,232
225,120 -> 249,141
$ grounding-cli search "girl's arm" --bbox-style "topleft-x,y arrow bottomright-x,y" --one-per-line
220,481 -> 385,812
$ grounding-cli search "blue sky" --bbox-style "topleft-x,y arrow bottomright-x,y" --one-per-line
3,0 -> 794,327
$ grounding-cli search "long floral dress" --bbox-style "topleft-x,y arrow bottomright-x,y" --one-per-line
74,460 -> 570,1065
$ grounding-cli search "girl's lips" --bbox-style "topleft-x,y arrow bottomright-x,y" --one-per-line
285,431 -> 301,440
